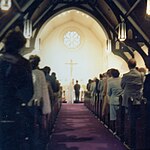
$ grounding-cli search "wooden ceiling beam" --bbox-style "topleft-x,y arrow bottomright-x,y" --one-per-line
112,0 -> 150,47
125,0 -> 141,17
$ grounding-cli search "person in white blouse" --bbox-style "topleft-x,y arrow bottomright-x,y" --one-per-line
28,55 -> 51,116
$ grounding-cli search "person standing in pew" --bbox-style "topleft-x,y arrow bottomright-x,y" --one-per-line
107,69 -> 123,133
98,74 -> 104,102
42,66 -> 54,107
86,79 -> 92,92
101,69 -> 112,117
121,58 -> 144,149
28,55 -> 51,149
97,74 -> 104,119
121,58 -> 144,109
28,55 -> 51,123
0,29 -> 34,150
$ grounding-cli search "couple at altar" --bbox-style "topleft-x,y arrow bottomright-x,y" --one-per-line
65,80 -> 81,104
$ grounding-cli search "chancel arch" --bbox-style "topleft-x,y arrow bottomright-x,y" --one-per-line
23,3 -> 147,99
24,9 -> 130,90
25,9 -> 147,93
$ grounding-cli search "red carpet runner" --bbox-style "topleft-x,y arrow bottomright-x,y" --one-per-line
48,103 -> 127,150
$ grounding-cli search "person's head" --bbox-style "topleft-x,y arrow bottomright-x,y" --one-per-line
51,72 -> 56,79
111,69 -> 120,78
76,80 -> 78,83
88,79 -> 92,83
102,73 -> 107,79
43,66 -> 51,74
51,72 -> 56,75
136,67 -> 139,70
4,30 -> 26,54
138,67 -> 147,75
29,55 -> 40,70
127,58 -> 136,69
107,69 -> 113,78
99,74 -> 103,80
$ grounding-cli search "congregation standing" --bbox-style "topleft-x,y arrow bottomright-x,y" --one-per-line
85,58 -> 150,149
86,58 -> 146,122
0,30 -> 62,150
0,28 -> 150,150
0,30 -> 34,150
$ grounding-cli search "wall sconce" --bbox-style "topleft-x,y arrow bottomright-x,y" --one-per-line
146,0 -> 150,15
118,22 -> 126,41
107,39 -> 112,53
23,19 -> 32,39
0,0 -> 12,11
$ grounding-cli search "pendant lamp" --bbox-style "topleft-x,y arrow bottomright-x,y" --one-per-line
23,19 -> 32,39
146,0 -> 150,15
1,0 -> 11,11
118,22 -> 126,41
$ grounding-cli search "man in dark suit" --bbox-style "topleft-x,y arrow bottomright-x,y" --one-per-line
74,80 -> 81,102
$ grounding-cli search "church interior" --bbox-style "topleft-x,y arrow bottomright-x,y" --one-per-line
0,0 -> 150,150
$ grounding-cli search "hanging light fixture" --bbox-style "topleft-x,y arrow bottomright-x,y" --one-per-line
146,0 -> 150,15
107,39 -> 112,53
23,19 -> 32,39
0,0 -> 12,11
118,22 -> 126,41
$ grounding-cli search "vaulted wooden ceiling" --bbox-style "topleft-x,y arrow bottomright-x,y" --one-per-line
0,0 -> 149,64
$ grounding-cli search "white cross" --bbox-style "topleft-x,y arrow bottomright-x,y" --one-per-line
65,59 -> 78,103
65,59 -> 77,81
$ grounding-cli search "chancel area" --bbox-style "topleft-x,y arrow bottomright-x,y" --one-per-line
24,9 -> 147,104
0,0 -> 150,150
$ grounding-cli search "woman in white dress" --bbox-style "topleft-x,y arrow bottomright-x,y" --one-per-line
28,55 -> 51,129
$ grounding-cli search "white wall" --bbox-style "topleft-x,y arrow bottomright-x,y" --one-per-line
134,51 -> 146,68
25,12 -> 137,88
107,53 -> 128,76
39,21 -> 107,86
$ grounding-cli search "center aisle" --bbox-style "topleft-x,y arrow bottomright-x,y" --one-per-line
48,103 -> 127,150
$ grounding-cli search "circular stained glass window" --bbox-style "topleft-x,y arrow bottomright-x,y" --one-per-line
64,31 -> 80,49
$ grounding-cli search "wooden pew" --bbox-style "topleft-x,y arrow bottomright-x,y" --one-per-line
124,98 -> 146,149
97,96 -> 102,120
145,101 -> 150,149
115,96 -> 125,140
